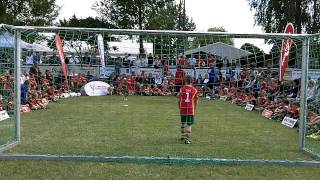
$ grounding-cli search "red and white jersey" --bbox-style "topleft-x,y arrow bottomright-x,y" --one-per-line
177,85 -> 198,115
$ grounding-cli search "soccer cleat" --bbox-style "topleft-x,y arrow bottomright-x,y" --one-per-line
184,139 -> 191,144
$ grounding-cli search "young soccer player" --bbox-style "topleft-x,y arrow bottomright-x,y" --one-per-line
177,75 -> 199,144
121,77 -> 129,101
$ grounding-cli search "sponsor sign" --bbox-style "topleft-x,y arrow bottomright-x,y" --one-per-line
280,23 -> 294,81
282,116 -> 298,128
245,104 -> 255,111
83,81 -> 110,96
55,35 -> 68,81
0,110 -> 10,121
261,109 -> 273,119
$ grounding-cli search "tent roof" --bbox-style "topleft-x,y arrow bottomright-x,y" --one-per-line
185,42 -> 252,60
108,40 -> 153,55
0,32 -> 52,52
0,32 -> 33,49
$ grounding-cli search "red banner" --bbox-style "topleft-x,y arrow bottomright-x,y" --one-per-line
55,35 -> 68,81
280,23 -> 294,81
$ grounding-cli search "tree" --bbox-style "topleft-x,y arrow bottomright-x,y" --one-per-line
190,27 -> 234,49
247,0 -> 319,33
240,43 -> 266,67
93,0 -> 181,54
0,0 -> 60,26
145,1 -> 196,56
59,15 -> 114,29
240,43 -> 264,54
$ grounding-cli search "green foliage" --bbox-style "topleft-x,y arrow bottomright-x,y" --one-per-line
93,0 -> 173,30
247,0 -> 319,33
241,43 -> 265,54
59,15 -> 115,29
190,27 -> 234,49
0,0 -> 60,26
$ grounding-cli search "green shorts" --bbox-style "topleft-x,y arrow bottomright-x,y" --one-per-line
181,115 -> 195,126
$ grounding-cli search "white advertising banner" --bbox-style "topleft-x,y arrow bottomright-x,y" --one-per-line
292,70 -> 320,80
83,81 -> 110,96
0,110 -> 10,121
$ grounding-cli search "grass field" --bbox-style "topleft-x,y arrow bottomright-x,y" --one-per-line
1,96 -> 320,179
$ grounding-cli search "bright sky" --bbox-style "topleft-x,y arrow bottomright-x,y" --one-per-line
56,0 -> 271,52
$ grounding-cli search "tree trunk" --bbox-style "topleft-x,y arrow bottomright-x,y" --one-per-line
313,0 -> 318,33
138,5 -> 144,55
295,0 -> 302,34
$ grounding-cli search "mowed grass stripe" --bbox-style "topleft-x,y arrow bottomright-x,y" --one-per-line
5,96 -> 311,160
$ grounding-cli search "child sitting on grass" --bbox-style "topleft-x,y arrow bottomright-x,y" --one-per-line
307,112 -> 320,135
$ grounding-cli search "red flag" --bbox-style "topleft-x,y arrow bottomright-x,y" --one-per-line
280,23 -> 294,81
55,35 -> 68,82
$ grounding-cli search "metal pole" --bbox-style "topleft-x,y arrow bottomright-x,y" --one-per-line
14,30 -> 21,142
299,38 -> 309,150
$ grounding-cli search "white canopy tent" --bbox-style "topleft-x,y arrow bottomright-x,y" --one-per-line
185,42 -> 252,61
0,32 -> 52,52
108,40 -> 154,57
0,32 -> 33,49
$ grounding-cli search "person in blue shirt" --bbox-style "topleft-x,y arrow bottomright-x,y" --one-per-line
208,65 -> 216,89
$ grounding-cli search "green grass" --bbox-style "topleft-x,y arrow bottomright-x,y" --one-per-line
1,96 -> 320,179
0,117 -> 15,146
3,96 -> 314,160
1,161 -> 320,180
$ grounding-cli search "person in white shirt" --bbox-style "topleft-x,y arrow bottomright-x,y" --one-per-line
26,52 -> 34,65
153,56 -> 161,68
134,57 -> 141,73
140,54 -> 148,67
307,80 -> 316,102
155,74 -> 162,85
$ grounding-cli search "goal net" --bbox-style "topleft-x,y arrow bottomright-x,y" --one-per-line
0,25 -> 319,163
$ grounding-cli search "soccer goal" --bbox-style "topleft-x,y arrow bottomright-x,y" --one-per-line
0,24 -> 319,166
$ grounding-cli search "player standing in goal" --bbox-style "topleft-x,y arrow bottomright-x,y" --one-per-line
121,77 -> 129,101
177,75 -> 199,144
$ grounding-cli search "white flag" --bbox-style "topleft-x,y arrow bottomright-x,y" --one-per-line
97,34 -> 105,67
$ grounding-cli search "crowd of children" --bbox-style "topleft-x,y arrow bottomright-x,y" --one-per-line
107,67 -> 320,139
0,67 -> 87,113
1,65 -> 319,139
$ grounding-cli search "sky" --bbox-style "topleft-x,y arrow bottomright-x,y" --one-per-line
55,0 -> 271,52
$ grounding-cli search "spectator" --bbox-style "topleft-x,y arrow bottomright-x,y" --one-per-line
307,80 -> 316,103
155,74 -> 162,85
207,54 -> 215,67
196,74 -> 203,86
127,54 -> 136,67
216,57 -> 223,69
84,71 -> 93,82
140,54 -> 148,67
175,65 -> 186,93
147,53 -> 153,67
153,56 -> 161,68
208,66 -> 217,89
146,73 -> 155,85
134,57 -> 141,74
40,52 -> 49,64
188,55 -> 197,68
69,54 -> 80,64
50,54 -> 59,64
33,52 -> 41,64
84,52 -> 91,65
178,55 -> 186,68
115,58 -> 122,76
26,52 -> 34,65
